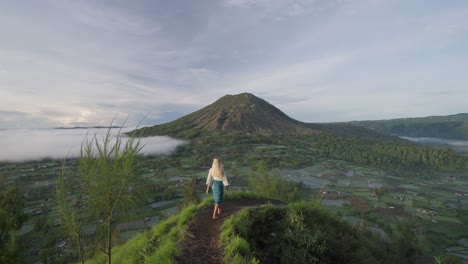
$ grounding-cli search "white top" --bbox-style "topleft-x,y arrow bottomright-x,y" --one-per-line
206,167 -> 229,186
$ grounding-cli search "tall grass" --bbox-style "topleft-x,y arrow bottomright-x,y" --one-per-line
84,200 -> 209,264
220,208 -> 257,264
143,228 -> 180,264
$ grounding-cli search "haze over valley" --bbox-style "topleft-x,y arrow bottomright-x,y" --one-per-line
0,128 -> 185,162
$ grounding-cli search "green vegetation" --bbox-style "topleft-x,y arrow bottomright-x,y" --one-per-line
85,212 -> 180,264
174,132 -> 467,176
56,170 -> 85,263
351,113 -> 468,140
85,192 -> 266,264
85,202 -> 198,264
182,176 -> 200,207
221,202 -> 390,264
313,133 -> 467,172
248,162 -> 307,202
57,128 -> 145,264
0,176 -> 28,263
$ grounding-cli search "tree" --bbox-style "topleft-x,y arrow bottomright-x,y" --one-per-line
57,127 -> 143,264
0,176 -> 28,263
374,186 -> 386,202
80,128 -> 143,264
56,168 -> 85,264
388,218 -> 425,263
248,162 -> 304,202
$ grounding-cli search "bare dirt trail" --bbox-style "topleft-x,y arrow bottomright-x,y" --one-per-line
178,199 -> 280,264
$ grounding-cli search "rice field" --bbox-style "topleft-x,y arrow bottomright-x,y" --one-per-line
278,159 -> 468,257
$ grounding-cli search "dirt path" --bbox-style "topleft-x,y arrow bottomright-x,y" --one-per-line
178,199 -> 280,264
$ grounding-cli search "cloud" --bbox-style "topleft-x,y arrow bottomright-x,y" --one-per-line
0,111 -> 51,128
261,95 -> 309,105
60,1 -> 161,36
424,8 -> 468,35
1,0 -> 243,128
225,0 -> 284,8
220,53 -> 355,103
0,110 -> 29,120
0,128 -> 185,162
0,66 -> 7,75
223,0 -> 387,17
223,0 -> 316,19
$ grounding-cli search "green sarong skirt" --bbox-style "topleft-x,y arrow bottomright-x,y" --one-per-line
211,180 -> 224,204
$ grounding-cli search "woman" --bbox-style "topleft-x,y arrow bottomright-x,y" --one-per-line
205,157 -> 229,219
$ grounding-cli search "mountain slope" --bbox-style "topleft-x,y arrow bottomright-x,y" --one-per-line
350,113 -> 468,140
134,93 -> 317,138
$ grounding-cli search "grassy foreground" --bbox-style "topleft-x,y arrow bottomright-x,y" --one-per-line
85,191 -> 265,264
86,191 -> 438,264
220,201 -> 392,264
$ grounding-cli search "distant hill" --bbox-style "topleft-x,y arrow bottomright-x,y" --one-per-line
131,94 -> 468,141
133,93 -> 318,138
55,126 -> 122,129
132,93 -> 405,141
350,113 -> 468,140
305,122 -> 398,142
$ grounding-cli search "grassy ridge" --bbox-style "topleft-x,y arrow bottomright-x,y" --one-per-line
85,201 -> 208,264
220,201 -> 391,264
84,192 -> 266,264
69,190 -> 464,263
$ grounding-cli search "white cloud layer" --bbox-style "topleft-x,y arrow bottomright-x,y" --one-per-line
0,128 -> 185,162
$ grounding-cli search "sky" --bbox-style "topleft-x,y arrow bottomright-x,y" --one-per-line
1,0 -> 467,128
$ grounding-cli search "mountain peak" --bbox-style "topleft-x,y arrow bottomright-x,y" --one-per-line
135,93 -> 316,138
213,93 -> 264,107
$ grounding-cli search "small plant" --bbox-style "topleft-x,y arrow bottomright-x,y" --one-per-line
282,206 -> 327,263
0,176 -> 27,263
433,255 -> 463,264
183,176 -> 200,207
56,167 -> 85,264
434,256 -> 443,264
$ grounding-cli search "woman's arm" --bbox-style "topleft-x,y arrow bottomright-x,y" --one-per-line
206,169 -> 212,193
221,169 -> 229,187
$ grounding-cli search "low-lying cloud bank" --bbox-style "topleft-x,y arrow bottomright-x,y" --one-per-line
401,136 -> 468,146
0,128 -> 186,162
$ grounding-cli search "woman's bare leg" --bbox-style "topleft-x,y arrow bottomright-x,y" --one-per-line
213,204 -> 219,219
217,206 -> 221,214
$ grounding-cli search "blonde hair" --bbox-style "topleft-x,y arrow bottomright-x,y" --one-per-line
211,158 -> 223,177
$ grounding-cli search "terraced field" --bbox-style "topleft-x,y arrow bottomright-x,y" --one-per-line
277,159 -> 468,259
